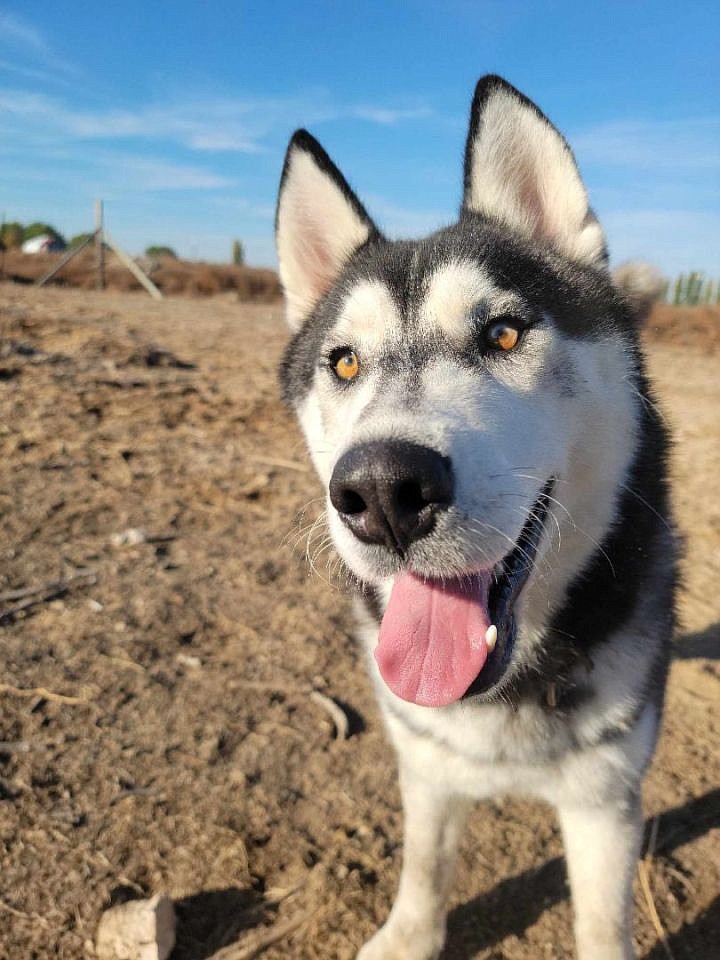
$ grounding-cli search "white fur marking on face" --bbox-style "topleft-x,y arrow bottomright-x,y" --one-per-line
333,280 -> 400,351
418,261 -> 499,343
276,148 -> 371,329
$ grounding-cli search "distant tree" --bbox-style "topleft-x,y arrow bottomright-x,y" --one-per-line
145,245 -> 178,259
232,239 -> 245,266
23,222 -> 66,246
69,232 -> 95,248
0,221 -> 25,249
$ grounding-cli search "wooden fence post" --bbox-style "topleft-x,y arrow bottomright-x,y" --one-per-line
95,199 -> 105,291
36,200 -> 163,299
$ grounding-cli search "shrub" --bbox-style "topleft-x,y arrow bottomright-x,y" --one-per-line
22,222 -> 66,245
145,245 -> 178,259
0,222 -> 25,249
232,239 -> 245,266
70,232 -> 95,248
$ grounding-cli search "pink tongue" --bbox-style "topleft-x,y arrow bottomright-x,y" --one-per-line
375,572 -> 492,708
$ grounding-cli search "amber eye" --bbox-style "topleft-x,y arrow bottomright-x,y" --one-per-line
486,322 -> 520,352
333,349 -> 360,381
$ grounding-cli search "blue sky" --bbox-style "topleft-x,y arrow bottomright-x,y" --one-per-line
1,2 -> 718,275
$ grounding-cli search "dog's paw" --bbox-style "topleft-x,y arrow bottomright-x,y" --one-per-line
357,921 -> 444,960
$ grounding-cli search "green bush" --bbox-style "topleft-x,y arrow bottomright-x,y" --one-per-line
70,232 -> 95,248
0,221 -> 25,249
145,245 -> 178,259
232,239 -> 244,266
22,222 -> 66,245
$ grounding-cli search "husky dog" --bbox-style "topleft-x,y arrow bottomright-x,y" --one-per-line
275,75 -> 675,960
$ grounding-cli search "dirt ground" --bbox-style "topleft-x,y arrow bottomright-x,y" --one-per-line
0,284 -> 718,960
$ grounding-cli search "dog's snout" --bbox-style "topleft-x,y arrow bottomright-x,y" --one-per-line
329,441 -> 453,554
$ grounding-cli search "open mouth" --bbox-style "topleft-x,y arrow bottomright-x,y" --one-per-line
374,479 -> 554,707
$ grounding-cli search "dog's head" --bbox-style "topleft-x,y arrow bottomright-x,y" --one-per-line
276,75 -> 639,708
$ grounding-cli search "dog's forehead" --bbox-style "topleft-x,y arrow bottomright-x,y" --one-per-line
417,260 -> 522,339
333,255 -> 523,349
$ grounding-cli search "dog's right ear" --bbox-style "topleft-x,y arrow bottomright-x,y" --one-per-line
276,130 -> 379,329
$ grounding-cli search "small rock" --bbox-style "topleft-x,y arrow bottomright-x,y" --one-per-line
111,528 -> 149,547
87,599 -> 104,612
176,653 -> 202,670
237,473 -> 270,499
96,894 -> 175,960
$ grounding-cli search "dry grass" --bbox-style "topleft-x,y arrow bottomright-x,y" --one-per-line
0,249 -> 282,301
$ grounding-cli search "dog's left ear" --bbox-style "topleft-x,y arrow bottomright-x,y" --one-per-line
462,75 -> 607,267
276,130 -> 380,329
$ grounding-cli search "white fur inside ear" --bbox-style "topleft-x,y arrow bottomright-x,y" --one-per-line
277,147 -> 372,329
465,89 -> 605,265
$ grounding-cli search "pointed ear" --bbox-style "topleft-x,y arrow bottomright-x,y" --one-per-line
275,130 -> 380,329
462,75 -> 607,266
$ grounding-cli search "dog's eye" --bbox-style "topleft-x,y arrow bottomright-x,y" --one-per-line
485,321 -> 520,352
332,349 -> 360,381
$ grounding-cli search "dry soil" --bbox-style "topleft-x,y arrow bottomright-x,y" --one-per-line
0,285 -> 718,960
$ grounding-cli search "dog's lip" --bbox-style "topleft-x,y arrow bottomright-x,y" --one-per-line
461,477 -> 555,699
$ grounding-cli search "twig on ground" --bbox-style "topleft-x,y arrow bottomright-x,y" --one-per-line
0,741 -> 32,753
101,652 -> 146,673
0,898 -> 49,927
209,909 -> 313,960
638,860 -> 674,959
638,814 -> 675,960
0,683 -> 89,706
111,786 -> 163,805
309,690 -> 349,740
0,569 -> 96,602
647,813 -> 661,858
235,680 -> 351,740
246,454 -> 309,473
664,864 -> 697,899
0,570 -> 96,624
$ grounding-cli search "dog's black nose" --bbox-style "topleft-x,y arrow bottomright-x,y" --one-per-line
329,440 -> 453,554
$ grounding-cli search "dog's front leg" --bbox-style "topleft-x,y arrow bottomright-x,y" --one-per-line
558,793 -> 642,960
358,765 -> 470,960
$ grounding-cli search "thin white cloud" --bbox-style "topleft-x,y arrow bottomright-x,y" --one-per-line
109,157 -> 234,191
0,11 -> 50,53
0,56 -> 73,85
352,105 -> 433,125
1,140 -> 234,192
574,117 -> 720,171
0,10 -> 79,76
214,196 -> 275,220
0,88 -> 268,153
0,84 -> 435,157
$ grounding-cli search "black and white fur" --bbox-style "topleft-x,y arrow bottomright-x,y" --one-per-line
275,75 -> 675,960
